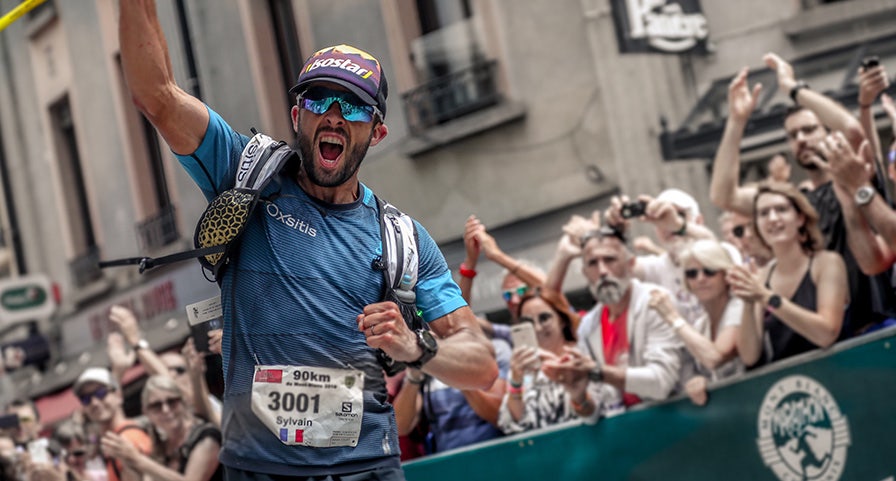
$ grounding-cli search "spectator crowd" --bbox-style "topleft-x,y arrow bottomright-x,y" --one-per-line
2,50 -> 896,479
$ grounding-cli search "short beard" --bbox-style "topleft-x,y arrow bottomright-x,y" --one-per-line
297,127 -> 374,188
589,275 -> 631,305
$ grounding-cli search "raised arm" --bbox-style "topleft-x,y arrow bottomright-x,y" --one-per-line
766,53 -> 865,151
826,133 -> 896,271
120,0 -> 209,154
709,67 -> 761,215
458,215 -> 484,303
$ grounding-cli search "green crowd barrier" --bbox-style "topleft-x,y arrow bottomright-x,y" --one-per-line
404,326 -> 896,481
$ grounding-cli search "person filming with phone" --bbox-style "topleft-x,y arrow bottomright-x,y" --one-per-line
497,288 -> 584,434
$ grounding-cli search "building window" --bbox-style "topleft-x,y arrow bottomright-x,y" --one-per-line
114,56 -> 179,251
268,0 -> 303,111
401,0 -> 502,132
49,96 -> 101,286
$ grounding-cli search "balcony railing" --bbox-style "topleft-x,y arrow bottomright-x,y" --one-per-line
402,60 -> 500,134
136,205 -> 180,251
69,245 -> 101,287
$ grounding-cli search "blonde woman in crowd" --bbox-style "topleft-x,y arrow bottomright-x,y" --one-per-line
648,239 -> 745,405
101,375 -> 222,481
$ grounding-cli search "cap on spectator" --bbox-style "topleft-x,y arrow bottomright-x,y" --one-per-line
288,44 -> 389,118
73,367 -> 117,394
656,188 -> 701,221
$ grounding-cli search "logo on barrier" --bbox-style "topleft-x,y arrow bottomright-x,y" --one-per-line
757,375 -> 850,481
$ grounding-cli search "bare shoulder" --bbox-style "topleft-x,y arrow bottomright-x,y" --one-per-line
812,251 -> 846,277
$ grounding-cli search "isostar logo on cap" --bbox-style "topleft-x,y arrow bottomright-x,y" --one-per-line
298,45 -> 382,101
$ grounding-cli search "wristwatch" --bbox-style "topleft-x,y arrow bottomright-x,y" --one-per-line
132,339 -> 150,351
855,185 -> 876,206
790,80 -> 810,104
587,366 -> 603,383
766,294 -> 782,311
407,329 -> 438,369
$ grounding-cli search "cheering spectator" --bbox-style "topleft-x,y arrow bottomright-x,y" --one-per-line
497,288 -> 586,433
604,188 -> 717,324
543,224 -> 682,422
710,55 -> 896,337
648,239 -> 745,405
107,305 -> 221,426
101,375 -> 222,481
74,367 -> 152,481
728,182 -> 847,367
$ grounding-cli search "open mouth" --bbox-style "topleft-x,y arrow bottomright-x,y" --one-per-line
318,134 -> 345,164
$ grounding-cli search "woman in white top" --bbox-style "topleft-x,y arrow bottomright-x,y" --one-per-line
649,239 -> 744,405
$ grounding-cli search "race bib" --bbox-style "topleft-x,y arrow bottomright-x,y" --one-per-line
251,365 -> 364,447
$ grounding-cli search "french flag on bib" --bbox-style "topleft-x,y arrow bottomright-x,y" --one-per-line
279,428 -> 303,443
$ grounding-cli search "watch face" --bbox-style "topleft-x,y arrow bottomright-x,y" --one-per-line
418,330 -> 438,351
856,186 -> 875,205
768,294 -> 782,309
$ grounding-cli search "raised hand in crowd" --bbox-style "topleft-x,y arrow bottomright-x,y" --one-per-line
108,305 -> 169,380
709,67 -> 764,214
823,132 -> 896,262
106,332 -> 136,385
458,215 -> 486,302
182,338 -> 221,427
544,212 -> 599,294
857,59 -> 890,164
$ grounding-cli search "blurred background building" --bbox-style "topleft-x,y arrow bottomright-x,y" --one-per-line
0,0 -> 893,421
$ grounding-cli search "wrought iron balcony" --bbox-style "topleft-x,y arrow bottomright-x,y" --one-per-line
402,60 -> 501,134
136,205 -> 180,251
69,245 -> 101,287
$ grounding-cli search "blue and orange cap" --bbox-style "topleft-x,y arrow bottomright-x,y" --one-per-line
289,44 -> 389,118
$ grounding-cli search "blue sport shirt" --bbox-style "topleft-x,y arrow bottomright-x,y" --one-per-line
175,106 -> 467,476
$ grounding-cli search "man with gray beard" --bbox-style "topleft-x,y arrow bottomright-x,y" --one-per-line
543,226 -> 682,420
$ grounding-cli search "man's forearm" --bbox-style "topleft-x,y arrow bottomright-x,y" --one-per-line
795,88 -> 865,149
840,194 -> 895,274
710,119 -> 754,214
424,330 -> 497,390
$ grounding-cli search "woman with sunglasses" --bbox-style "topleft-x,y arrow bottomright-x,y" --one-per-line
101,375 -> 222,481
727,181 -> 847,367
498,288 -> 589,433
648,239 -> 745,405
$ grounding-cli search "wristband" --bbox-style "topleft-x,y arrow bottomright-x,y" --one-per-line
405,373 -> 426,385
509,378 -> 523,389
459,262 -> 477,279
507,384 -> 524,395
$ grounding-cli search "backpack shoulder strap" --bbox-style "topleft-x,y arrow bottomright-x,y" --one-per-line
376,195 -> 419,305
98,130 -> 297,275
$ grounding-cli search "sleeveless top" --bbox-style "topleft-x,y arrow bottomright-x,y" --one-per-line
759,257 -> 819,366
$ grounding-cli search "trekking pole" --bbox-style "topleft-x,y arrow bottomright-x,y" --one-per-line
0,0 -> 48,32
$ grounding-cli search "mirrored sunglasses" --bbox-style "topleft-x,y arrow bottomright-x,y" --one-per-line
684,268 -> 719,279
299,87 -> 380,123
78,387 -> 110,406
502,286 -> 529,302
146,397 -> 183,413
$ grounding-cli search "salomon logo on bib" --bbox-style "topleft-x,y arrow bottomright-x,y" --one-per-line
265,203 -> 317,237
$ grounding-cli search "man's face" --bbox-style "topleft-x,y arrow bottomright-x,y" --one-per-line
76,382 -> 118,425
501,273 -> 528,320
291,84 -> 387,188
784,110 -> 827,171
768,155 -> 791,182
6,404 -> 40,445
581,237 -> 633,306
